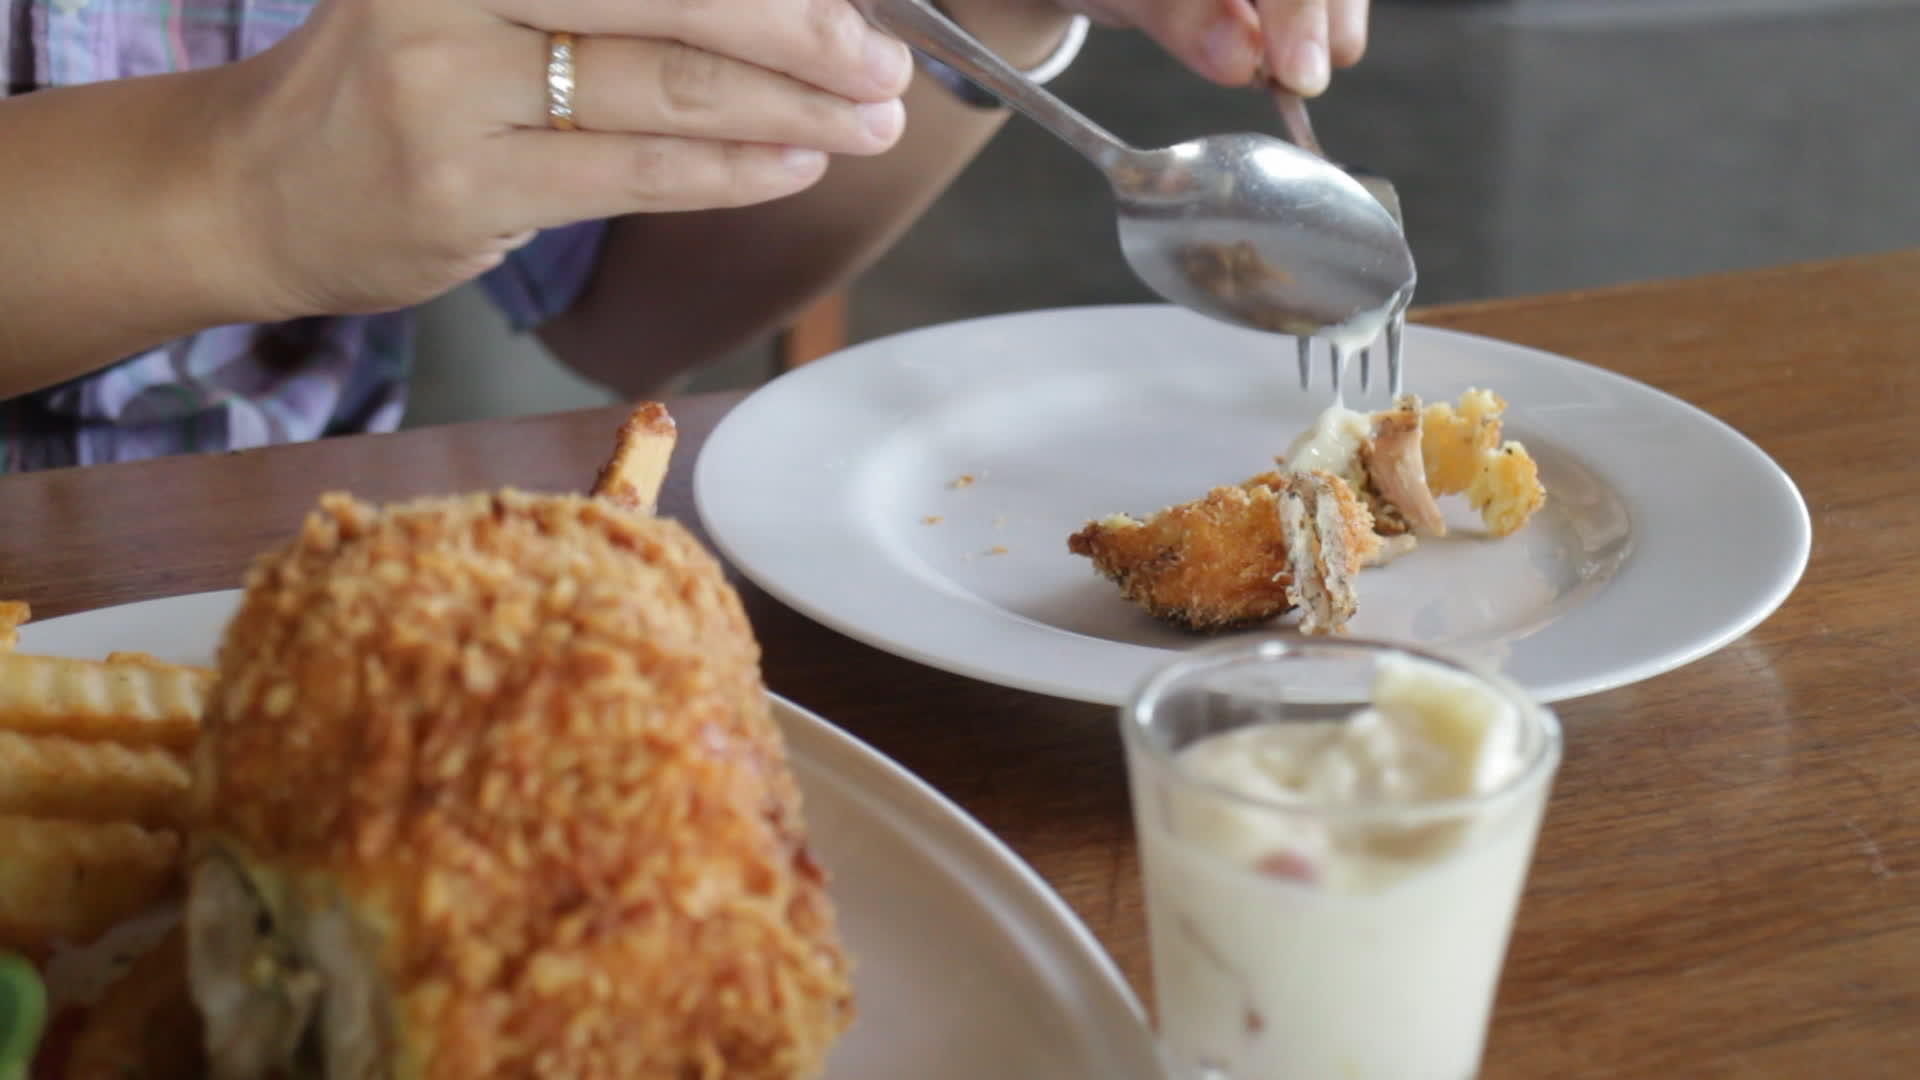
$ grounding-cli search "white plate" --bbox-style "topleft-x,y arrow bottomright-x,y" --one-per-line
696,305 -> 1810,705
20,592 -> 1162,1080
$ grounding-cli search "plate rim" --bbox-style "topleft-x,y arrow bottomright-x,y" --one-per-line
695,303 -> 1813,705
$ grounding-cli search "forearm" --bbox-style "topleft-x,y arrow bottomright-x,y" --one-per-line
543,0 -> 1075,394
0,69 -> 263,399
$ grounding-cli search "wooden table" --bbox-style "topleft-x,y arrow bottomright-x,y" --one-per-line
5,251 -> 1918,1075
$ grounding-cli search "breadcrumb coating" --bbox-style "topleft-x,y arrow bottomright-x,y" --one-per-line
1421,390 -> 1547,535
194,490 -> 851,1080
1421,389 -> 1507,496
0,600 -> 26,650
1469,442 -> 1547,538
588,402 -> 677,513
1067,472 -> 1377,633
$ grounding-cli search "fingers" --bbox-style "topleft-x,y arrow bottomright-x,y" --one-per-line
487,0 -> 913,105
1120,0 -> 1262,85
1256,0 -> 1368,95
1257,0 -> 1329,96
488,130 -> 833,228
495,31 -> 902,156
1328,0 -> 1369,69
1111,0 -> 1365,89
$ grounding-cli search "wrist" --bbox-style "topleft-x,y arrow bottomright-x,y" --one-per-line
129,61 -> 304,332
171,58 -> 312,326
0,66 -> 295,392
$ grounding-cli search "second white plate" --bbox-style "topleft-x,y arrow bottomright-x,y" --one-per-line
20,591 -> 1162,1079
696,305 -> 1810,705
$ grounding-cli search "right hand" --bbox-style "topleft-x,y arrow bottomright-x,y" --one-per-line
205,0 -> 914,319
1058,0 -> 1368,93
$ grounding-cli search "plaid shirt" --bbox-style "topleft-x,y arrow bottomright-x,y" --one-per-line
0,0 -> 604,472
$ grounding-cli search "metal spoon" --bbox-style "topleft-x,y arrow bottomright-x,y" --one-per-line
857,0 -> 1416,339
1272,88 -> 1412,396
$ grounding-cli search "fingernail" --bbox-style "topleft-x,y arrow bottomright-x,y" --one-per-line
1283,37 -> 1330,96
1201,19 -> 1257,82
784,146 -> 828,175
866,34 -> 912,90
858,99 -> 904,143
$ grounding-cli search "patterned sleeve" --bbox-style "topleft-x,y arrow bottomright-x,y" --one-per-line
475,221 -> 610,332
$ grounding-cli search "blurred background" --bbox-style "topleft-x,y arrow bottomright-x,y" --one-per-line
404,0 -> 1919,428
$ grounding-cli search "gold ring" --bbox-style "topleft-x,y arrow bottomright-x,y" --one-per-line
546,31 -> 577,131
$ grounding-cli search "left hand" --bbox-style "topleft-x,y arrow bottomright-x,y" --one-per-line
1063,0 -> 1368,95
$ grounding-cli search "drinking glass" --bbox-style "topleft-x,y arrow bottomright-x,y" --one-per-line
1122,637 -> 1561,1080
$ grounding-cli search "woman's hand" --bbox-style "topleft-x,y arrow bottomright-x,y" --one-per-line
1060,0 -> 1368,94
210,0 -> 915,320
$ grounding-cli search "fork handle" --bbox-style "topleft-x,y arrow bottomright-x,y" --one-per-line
1270,88 -> 1327,158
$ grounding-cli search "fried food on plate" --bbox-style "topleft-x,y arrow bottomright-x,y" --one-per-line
1069,388 -> 1546,634
0,640 -> 196,970
1360,396 -> 1447,537
0,602 -> 26,652
64,928 -> 203,1080
1468,442 -> 1546,538
0,732 -> 189,827
187,489 -> 851,1079
1068,471 -> 1380,632
0,652 -> 205,749
589,401 -> 677,512
1070,483 -> 1293,632
1421,389 -> 1545,536
1420,388 -> 1507,495
0,816 -> 180,951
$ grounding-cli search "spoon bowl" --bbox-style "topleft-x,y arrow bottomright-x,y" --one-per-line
1109,134 -> 1415,339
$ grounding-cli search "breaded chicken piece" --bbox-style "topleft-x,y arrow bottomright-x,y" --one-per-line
1276,471 -> 1373,634
1068,471 -> 1377,633
1421,389 -> 1507,496
1071,387 -> 1545,635
1422,389 -> 1546,536
188,491 -> 851,1080
1360,397 -> 1447,537
1469,441 -> 1546,538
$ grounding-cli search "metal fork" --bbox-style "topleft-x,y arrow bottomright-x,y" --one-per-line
1272,90 -> 1411,399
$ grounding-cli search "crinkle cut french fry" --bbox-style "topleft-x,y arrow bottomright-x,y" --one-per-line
0,731 -> 190,827
0,601 -> 26,651
0,652 -> 205,748
0,814 -> 181,951
66,927 -> 205,1080
102,652 -> 214,680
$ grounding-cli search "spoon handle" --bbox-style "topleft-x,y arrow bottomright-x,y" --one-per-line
857,0 -> 1134,168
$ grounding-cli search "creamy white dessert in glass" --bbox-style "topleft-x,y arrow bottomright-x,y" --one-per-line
1122,638 -> 1561,1080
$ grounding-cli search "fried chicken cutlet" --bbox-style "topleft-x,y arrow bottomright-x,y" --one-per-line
1070,389 -> 1546,635
1068,470 -> 1380,632
187,490 -> 852,1080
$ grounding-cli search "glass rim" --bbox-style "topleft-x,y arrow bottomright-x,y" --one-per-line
1121,635 -> 1564,825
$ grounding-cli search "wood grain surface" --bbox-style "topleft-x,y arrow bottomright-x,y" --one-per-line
3,250 -> 1917,1075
